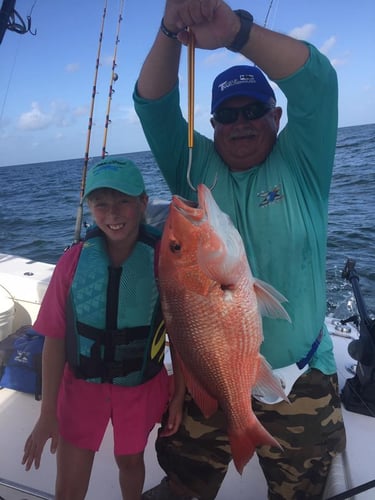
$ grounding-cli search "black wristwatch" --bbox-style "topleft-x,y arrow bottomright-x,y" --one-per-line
227,10 -> 254,53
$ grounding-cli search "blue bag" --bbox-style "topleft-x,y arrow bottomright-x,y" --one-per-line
0,326 -> 44,400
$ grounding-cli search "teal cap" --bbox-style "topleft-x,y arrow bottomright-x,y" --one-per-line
84,157 -> 146,199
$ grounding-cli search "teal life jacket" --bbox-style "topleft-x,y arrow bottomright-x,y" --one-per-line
65,224 -> 166,386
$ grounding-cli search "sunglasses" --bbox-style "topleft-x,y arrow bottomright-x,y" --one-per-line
213,102 -> 274,124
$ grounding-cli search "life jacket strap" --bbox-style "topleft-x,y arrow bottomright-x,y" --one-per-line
77,321 -> 149,346
74,355 -> 144,382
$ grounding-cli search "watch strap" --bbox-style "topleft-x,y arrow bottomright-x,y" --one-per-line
227,10 -> 254,53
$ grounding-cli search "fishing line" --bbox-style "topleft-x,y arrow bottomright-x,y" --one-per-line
263,0 -> 279,29
0,0 -> 38,126
72,0 -> 108,244
101,0 -> 125,159
0,35 -> 19,124
263,0 -> 274,27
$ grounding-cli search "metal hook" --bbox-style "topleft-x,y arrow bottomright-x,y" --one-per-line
186,29 -> 217,193
187,149 -> 218,191
186,28 -> 196,191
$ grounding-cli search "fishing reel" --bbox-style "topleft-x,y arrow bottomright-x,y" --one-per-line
341,259 -> 375,417
0,0 -> 36,44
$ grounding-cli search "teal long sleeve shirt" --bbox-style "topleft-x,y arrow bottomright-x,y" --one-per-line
134,43 -> 338,373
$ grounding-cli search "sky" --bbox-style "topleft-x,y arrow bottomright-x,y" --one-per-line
0,0 -> 374,167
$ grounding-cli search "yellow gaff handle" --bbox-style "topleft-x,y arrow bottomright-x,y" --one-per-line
186,29 -> 196,190
188,28 -> 195,149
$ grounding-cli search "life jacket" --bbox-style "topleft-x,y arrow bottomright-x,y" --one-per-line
66,224 -> 166,386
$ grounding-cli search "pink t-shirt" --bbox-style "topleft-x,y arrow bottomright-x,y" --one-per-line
33,241 -> 170,455
33,243 -> 82,338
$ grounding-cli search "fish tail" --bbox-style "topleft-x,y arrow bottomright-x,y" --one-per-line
229,420 -> 281,474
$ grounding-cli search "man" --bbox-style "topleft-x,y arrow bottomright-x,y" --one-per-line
134,1 -> 346,498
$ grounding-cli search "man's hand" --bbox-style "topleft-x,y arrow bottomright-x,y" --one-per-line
164,0 -> 240,50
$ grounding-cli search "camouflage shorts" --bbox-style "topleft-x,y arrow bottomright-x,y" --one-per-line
155,369 -> 346,500
155,391 -> 230,499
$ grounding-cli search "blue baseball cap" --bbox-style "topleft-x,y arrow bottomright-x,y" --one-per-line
211,65 -> 275,113
84,157 -> 146,199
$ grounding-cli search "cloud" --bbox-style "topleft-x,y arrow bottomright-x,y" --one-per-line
201,49 -> 248,69
102,55 -> 114,66
202,50 -> 228,66
17,100 -> 81,131
320,36 -> 337,55
122,107 -> 139,124
18,102 -> 52,130
330,56 -> 348,68
363,83 -> 373,92
65,63 -> 80,73
0,114 -> 11,131
288,23 -> 316,41
73,105 -> 89,117
50,101 -> 73,127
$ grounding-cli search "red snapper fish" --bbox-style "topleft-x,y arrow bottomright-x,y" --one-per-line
158,184 -> 290,474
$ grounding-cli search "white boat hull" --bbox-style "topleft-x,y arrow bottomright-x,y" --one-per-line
1,253 -> 374,499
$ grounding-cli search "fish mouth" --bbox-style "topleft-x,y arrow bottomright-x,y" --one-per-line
172,195 -> 206,225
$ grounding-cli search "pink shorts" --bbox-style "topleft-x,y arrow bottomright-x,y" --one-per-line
57,365 -> 169,455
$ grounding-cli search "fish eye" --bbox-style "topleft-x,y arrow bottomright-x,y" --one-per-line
170,241 -> 181,253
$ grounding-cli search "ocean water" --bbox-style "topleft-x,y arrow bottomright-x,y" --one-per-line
1,123 -> 374,316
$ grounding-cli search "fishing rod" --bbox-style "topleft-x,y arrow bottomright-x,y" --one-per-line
73,0 -> 108,244
101,0 -> 125,159
342,259 -> 375,365
341,258 -> 375,418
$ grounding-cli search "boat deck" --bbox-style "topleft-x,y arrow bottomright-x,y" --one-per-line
0,389 -> 267,499
1,329 -> 375,499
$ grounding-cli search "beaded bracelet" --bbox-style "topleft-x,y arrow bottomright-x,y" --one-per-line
160,17 -> 179,39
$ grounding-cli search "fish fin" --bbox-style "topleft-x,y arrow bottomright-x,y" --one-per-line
229,419 -> 281,474
252,355 -> 289,404
253,279 -> 291,322
174,349 -> 219,418
197,215 -> 245,287
187,380 -> 219,419
198,184 -> 245,280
